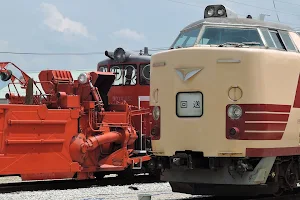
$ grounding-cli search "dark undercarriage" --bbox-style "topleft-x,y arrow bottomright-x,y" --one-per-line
156,151 -> 300,197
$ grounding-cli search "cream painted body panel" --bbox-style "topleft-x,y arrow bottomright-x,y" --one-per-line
150,46 -> 300,157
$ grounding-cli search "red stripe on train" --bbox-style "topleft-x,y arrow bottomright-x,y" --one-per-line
244,123 -> 287,131
244,113 -> 289,121
246,147 -> 300,157
226,104 -> 290,140
293,74 -> 300,108
243,132 -> 283,140
241,104 -> 291,112
242,76 -> 300,155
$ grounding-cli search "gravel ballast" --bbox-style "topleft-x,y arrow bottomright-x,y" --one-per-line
0,182 -> 203,200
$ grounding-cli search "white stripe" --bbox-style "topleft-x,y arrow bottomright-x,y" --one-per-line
245,130 -> 284,133
139,96 -> 150,101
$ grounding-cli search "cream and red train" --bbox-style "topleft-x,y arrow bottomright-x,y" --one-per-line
150,4 -> 300,197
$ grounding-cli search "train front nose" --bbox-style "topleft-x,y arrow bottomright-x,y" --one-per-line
150,47 -> 228,157
151,46 -> 296,158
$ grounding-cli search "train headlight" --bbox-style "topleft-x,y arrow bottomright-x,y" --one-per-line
153,106 -> 160,121
207,8 -> 214,16
217,8 -> 225,16
227,105 -> 242,120
114,47 -> 126,63
78,73 -> 88,84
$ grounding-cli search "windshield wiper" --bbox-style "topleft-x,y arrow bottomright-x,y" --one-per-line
218,42 -> 245,47
242,42 -> 261,46
218,42 -> 261,47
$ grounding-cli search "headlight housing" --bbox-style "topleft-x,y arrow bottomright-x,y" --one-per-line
227,105 -> 242,120
153,106 -> 160,121
114,47 -> 126,63
78,73 -> 88,84
204,5 -> 228,18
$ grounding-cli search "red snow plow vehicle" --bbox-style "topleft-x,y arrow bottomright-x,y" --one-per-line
0,62 -> 151,181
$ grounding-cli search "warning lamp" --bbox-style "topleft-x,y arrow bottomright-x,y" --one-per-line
229,127 -> 239,136
204,5 -> 227,18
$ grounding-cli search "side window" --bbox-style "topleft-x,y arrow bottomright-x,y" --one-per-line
140,64 -> 150,85
173,35 -> 188,48
184,36 -> 198,47
279,31 -> 297,51
260,28 -> 276,48
172,28 -> 200,48
269,30 -> 285,50
98,65 -> 108,72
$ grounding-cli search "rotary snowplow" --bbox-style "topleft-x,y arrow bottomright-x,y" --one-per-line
0,62 -> 151,181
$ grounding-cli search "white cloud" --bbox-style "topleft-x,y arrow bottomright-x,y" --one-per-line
113,28 -> 145,41
40,3 -> 93,39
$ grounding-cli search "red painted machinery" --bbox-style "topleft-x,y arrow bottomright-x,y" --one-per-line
0,62 -> 151,181
97,47 -> 161,177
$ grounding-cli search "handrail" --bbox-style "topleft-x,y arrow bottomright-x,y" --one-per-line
7,81 -> 55,104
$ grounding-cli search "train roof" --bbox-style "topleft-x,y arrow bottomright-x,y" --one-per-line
97,53 -> 150,66
182,17 -> 294,32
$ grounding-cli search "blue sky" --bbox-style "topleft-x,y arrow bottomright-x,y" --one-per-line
0,0 -> 299,72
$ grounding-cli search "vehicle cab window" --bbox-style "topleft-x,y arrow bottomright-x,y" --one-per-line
171,28 -> 201,48
260,28 -> 297,52
198,26 -> 264,46
107,65 -> 137,86
170,19 -> 299,53
279,30 -> 297,51
98,65 -> 108,72
260,29 -> 276,48
139,64 -> 150,85
269,30 -> 285,50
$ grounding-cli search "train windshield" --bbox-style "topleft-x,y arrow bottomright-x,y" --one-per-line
171,28 -> 201,48
99,63 -> 150,86
110,65 -> 137,86
198,26 -> 264,46
139,64 -> 150,85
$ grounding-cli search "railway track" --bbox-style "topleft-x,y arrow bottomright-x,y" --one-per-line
0,174 -> 162,194
183,194 -> 300,200
177,188 -> 300,200
2,176 -> 300,200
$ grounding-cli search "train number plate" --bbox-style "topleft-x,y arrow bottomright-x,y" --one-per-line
176,92 -> 203,117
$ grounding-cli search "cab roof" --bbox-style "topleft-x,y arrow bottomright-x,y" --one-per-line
182,17 -> 294,32
97,54 -> 150,66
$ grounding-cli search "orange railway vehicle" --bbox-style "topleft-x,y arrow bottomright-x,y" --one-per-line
97,47 -> 161,177
0,62 -> 151,181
